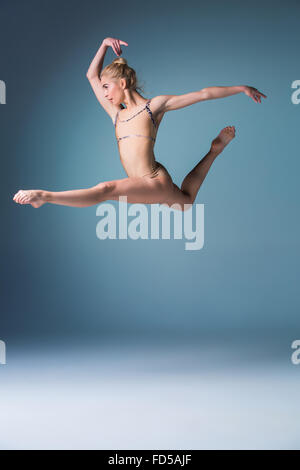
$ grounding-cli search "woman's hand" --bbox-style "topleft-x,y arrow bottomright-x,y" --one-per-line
243,86 -> 267,103
102,37 -> 128,56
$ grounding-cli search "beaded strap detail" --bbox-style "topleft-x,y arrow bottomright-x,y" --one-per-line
145,101 -> 157,129
117,134 -> 155,142
114,98 -> 157,143
114,99 -> 156,128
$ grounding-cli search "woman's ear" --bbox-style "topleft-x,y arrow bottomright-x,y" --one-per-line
120,78 -> 127,90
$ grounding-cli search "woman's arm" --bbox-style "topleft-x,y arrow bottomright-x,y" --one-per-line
154,85 -> 267,113
86,42 -> 109,80
205,85 -> 267,103
204,85 -> 245,99
86,38 -> 128,79
86,38 -> 128,120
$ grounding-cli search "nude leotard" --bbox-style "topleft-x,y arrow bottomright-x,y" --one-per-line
114,98 -> 157,143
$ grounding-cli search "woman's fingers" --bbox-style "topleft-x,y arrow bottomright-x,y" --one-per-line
257,90 -> 267,98
117,40 -> 121,55
251,91 -> 262,103
257,89 -> 267,99
248,87 -> 266,103
114,40 -> 120,56
117,40 -> 129,54
113,40 -> 121,56
108,38 -> 128,56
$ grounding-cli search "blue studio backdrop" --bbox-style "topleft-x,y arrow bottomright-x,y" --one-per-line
0,0 -> 299,450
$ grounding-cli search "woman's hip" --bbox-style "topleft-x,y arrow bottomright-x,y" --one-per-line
143,161 -> 173,185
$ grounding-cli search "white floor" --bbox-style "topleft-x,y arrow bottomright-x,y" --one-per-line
0,339 -> 299,450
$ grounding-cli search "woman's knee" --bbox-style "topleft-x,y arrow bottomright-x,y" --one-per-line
93,181 -> 115,196
163,185 -> 193,211
87,181 -> 115,204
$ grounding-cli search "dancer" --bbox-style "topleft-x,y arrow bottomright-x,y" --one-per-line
13,37 -> 267,211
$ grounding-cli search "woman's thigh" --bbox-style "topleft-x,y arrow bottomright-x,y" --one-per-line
99,173 -> 171,205
154,162 -> 192,209
97,161 -> 190,208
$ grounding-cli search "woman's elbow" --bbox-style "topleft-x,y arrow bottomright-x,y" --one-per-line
86,71 -> 98,80
200,88 -> 210,101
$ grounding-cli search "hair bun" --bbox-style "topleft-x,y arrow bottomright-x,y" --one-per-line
100,56 -> 144,94
113,57 -> 127,66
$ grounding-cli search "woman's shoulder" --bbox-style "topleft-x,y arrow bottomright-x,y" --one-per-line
149,95 -> 166,120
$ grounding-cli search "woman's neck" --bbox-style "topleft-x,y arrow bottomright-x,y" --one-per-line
123,91 -> 147,111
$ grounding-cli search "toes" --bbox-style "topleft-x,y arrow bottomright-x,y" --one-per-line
13,190 -> 29,204
221,126 -> 236,137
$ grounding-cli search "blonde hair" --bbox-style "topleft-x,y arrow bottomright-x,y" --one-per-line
100,57 -> 145,94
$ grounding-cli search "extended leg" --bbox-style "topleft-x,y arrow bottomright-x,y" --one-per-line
43,182 -> 111,207
13,175 -> 172,208
181,126 -> 236,204
13,181 -> 112,208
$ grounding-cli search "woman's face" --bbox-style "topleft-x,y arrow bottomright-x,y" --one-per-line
100,75 -> 124,105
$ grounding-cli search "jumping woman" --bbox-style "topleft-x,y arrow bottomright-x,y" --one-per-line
13,37 -> 267,211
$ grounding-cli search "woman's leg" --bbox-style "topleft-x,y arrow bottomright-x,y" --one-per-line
161,126 -> 236,211
12,175 -> 173,208
13,181 -> 111,208
180,126 -> 236,203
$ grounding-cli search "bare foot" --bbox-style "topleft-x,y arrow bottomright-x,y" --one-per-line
210,126 -> 236,155
13,189 -> 46,208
